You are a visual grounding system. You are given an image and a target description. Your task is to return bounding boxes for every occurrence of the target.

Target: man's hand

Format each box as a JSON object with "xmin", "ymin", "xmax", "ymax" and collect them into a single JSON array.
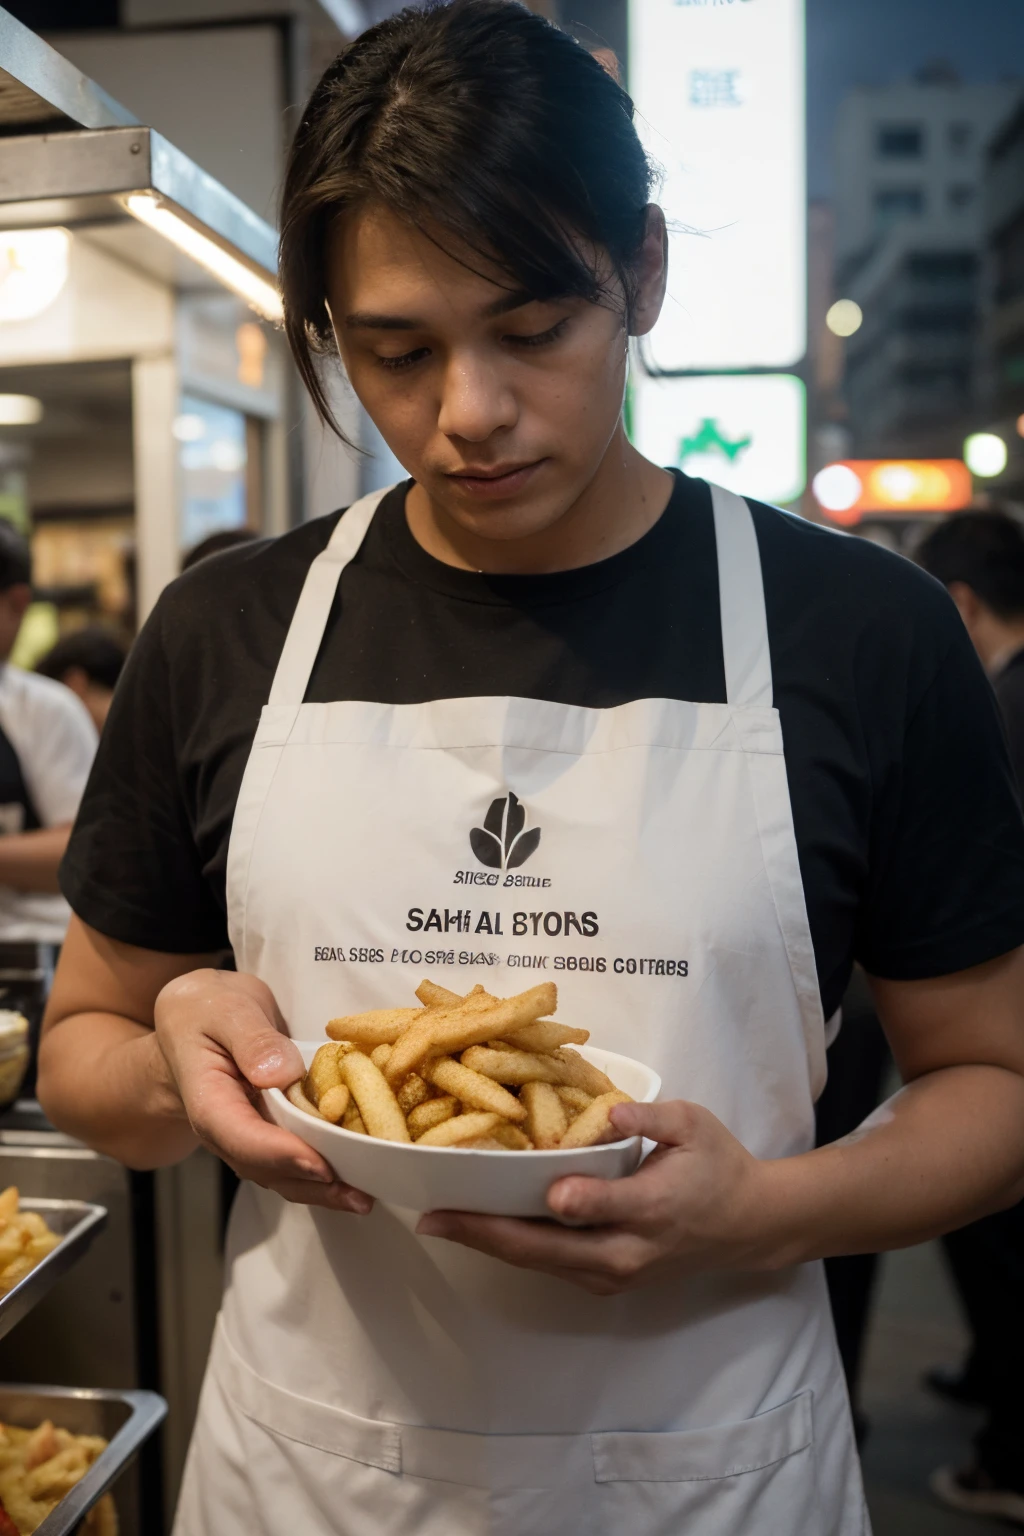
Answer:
[
  {"xmin": 155, "ymin": 969, "xmax": 372, "ymax": 1215},
  {"xmin": 416, "ymin": 1100, "xmax": 770, "ymax": 1294}
]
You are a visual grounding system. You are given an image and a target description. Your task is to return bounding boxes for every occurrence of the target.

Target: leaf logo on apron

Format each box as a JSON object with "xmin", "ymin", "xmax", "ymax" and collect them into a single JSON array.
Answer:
[{"xmin": 470, "ymin": 792, "xmax": 542, "ymax": 871}]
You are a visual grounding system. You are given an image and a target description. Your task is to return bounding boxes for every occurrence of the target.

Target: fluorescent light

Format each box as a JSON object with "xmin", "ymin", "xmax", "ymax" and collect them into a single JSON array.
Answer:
[
  {"xmin": 125, "ymin": 194, "xmax": 283, "ymax": 323},
  {"xmin": 0, "ymin": 394, "xmax": 42, "ymax": 426},
  {"xmin": 964, "ymin": 432, "xmax": 1008, "ymax": 479},
  {"xmin": 826, "ymin": 299, "xmax": 863, "ymax": 338},
  {"xmin": 0, "ymin": 229, "xmax": 69, "ymax": 323}
]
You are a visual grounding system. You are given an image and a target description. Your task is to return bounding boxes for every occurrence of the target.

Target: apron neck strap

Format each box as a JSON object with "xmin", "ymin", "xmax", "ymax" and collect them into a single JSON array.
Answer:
[
  {"xmin": 709, "ymin": 483, "xmax": 773, "ymax": 710},
  {"xmin": 268, "ymin": 485, "xmax": 395, "ymax": 707},
  {"xmin": 269, "ymin": 479, "xmax": 773, "ymax": 711}
]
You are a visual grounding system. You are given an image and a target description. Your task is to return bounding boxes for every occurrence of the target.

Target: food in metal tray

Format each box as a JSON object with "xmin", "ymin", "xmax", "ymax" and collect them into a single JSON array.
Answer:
[
  {"xmin": 287, "ymin": 981, "xmax": 633, "ymax": 1150},
  {"xmin": 0, "ymin": 1189, "xmax": 60, "ymax": 1295},
  {"xmin": 0, "ymin": 1015, "xmax": 29, "ymax": 1110},
  {"xmin": 0, "ymin": 1417, "xmax": 117, "ymax": 1534}
]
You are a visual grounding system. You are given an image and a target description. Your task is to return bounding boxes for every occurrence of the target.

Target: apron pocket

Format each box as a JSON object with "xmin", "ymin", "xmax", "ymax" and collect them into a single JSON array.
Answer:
[{"xmin": 592, "ymin": 1391, "xmax": 821, "ymax": 1536}]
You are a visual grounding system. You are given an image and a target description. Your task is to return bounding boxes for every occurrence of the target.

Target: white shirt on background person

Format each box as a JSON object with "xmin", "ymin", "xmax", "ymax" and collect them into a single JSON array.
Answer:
[{"xmin": 0, "ymin": 665, "xmax": 97, "ymax": 943}]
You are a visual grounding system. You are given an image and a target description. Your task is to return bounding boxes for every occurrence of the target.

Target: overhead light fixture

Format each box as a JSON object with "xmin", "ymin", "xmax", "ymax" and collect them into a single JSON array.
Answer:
[
  {"xmin": 0, "ymin": 229, "xmax": 70, "ymax": 324},
  {"xmin": 124, "ymin": 194, "xmax": 283, "ymax": 324},
  {"xmin": 825, "ymin": 299, "xmax": 863, "ymax": 338},
  {"xmin": 0, "ymin": 395, "xmax": 43, "ymax": 426},
  {"xmin": 964, "ymin": 432, "xmax": 1008, "ymax": 479}
]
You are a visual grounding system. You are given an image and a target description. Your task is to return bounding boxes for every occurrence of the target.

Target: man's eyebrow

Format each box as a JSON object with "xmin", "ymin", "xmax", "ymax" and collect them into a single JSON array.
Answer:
[
  {"xmin": 480, "ymin": 288, "xmax": 539, "ymax": 318},
  {"xmin": 343, "ymin": 290, "xmax": 546, "ymax": 330},
  {"xmin": 343, "ymin": 312, "xmax": 418, "ymax": 330}
]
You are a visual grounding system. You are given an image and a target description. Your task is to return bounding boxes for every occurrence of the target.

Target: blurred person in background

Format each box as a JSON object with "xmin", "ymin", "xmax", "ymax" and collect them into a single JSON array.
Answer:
[
  {"xmin": 36, "ymin": 628, "xmax": 128, "ymax": 737},
  {"xmin": 0, "ymin": 520, "xmax": 97, "ymax": 945},
  {"xmin": 181, "ymin": 528, "xmax": 259, "ymax": 573},
  {"xmin": 917, "ymin": 508, "xmax": 1024, "ymax": 1526}
]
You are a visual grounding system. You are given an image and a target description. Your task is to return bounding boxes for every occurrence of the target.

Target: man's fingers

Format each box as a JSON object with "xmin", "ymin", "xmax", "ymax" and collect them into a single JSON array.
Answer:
[
  {"xmin": 608, "ymin": 1098, "xmax": 697, "ymax": 1146},
  {"xmin": 416, "ymin": 1210, "xmax": 652, "ymax": 1279},
  {"xmin": 257, "ymin": 1177, "xmax": 373, "ymax": 1214},
  {"xmin": 189, "ymin": 1063, "xmax": 334, "ymax": 1184},
  {"xmin": 221, "ymin": 1022, "xmax": 306, "ymax": 1089}
]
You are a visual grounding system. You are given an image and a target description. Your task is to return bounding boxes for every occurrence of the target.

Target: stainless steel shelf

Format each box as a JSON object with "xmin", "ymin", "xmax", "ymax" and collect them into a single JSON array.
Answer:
[{"xmin": 0, "ymin": 1199, "xmax": 107, "ymax": 1344}]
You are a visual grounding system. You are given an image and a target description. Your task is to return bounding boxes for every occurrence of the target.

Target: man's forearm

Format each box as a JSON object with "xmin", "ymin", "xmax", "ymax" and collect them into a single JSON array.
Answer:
[
  {"xmin": 755, "ymin": 1064, "xmax": 1024, "ymax": 1269},
  {"xmin": 0, "ymin": 824, "xmax": 71, "ymax": 893},
  {"xmin": 37, "ymin": 1014, "xmax": 199, "ymax": 1168}
]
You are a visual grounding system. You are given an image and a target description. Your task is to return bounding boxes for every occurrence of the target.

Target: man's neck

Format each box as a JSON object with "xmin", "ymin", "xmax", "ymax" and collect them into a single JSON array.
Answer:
[
  {"xmin": 405, "ymin": 434, "xmax": 674, "ymax": 575},
  {"xmin": 985, "ymin": 621, "xmax": 1024, "ymax": 677}
]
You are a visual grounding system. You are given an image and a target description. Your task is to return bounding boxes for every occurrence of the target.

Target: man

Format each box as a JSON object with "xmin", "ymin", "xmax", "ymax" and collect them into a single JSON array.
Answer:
[
  {"xmin": 917, "ymin": 508, "xmax": 1024, "ymax": 1526},
  {"xmin": 36, "ymin": 628, "xmax": 128, "ymax": 737},
  {"xmin": 0, "ymin": 521, "xmax": 97, "ymax": 944}
]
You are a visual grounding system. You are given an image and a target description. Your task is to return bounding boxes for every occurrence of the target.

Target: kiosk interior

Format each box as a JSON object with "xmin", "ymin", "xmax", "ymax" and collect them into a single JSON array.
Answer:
[{"xmin": 0, "ymin": 14, "xmax": 290, "ymax": 1533}]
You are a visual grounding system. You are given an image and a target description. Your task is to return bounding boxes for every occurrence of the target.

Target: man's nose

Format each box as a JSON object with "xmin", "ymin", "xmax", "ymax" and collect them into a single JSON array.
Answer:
[{"xmin": 437, "ymin": 352, "xmax": 517, "ymax": 443}]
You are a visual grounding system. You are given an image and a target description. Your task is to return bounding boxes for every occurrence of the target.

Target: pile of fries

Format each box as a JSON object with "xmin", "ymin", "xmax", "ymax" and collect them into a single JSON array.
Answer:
[
  {"xmin": 0, "ymin": 1189, "xmax": 60, "ymax": 1296},
  {"xmin": 0, "ymin": 1418, "xmax": 116, "ymax": 1535},
  {"xmin": 287, "ymin": 981, "xmax": 633, "ymax": 1150}
]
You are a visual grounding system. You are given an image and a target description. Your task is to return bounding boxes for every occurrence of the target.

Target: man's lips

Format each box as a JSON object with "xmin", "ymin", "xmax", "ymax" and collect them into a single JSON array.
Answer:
[
  {"xmin": 447, "ymin": 462, "xmax": 540, "ymax": 481},
  {"xmin": 443, "ymin": 460, "xmax": 545, "ymax": 497}
]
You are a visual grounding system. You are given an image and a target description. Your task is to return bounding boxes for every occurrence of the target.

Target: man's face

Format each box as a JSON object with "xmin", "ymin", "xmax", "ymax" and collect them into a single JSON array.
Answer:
[{"xmin": 327, "ymin": 203, "xmax": 663, "ymax": 547}]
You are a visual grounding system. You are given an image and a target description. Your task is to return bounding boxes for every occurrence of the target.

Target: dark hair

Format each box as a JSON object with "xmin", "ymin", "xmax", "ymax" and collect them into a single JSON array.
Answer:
[
  {"xmin": 181, "ymin": 527, "xmax": 260, "ymax": 573},
  {"xmin": 916, "ymin": 509, "xmax": 1024, "ymax": 618},
  {"xmin": 35, "ymin": 627, "xmax": 128, "ymax": 692},
  {"xmin": 280, "ymin": 0, "xmax": 653, "ymax": 437},
  {"xmin": 0, "ymin": 519, "xmax": 30, "ymax": 592}
]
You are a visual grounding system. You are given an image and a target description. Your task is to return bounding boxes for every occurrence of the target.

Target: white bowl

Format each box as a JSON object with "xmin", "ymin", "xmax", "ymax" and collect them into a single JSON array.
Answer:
[{"xmin": 264, "ymin": 1044, "xmax": 661, "ymax": 1218}]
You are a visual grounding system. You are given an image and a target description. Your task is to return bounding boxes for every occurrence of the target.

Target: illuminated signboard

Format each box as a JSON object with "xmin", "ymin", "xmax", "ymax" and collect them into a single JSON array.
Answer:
[
  {"xmin": 631, "ymin": 371, "xmax": 806, "ymax": 504},
  {"xmin": 630, "ymin": 0, "xmax": 806, "ymax": 372},
  {"xmin": 812, "ymin": 460, "xmax": 972, "ymax": 523}
]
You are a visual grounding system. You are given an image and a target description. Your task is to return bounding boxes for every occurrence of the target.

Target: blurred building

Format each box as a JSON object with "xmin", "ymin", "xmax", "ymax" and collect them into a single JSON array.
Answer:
[
  {"xmin": 833, "ymin": 66, "xmax": 1019, "ymax": 458},
  {"xmin": 978, "ymin": 97, "xmax": 1024, "ymax": 497}
]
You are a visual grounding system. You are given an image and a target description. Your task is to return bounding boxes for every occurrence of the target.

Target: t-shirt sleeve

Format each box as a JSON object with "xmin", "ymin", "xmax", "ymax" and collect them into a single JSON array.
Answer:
[
  {"xmin": 856, "ymin": 609, "xmax": 1024, "ymax": 979},
  {"xmin": 7, "ymin": 682, "xmax": 97, "ymax": 826},
  {"xmin": 60, "ymin": 598, "xmax": 228, "ymax": 954}
]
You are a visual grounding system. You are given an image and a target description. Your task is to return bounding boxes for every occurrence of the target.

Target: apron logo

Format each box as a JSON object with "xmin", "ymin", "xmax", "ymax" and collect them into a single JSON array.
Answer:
[{"xmin": 470, "ymin": 792, "xmax": 541, "ymax": 871}]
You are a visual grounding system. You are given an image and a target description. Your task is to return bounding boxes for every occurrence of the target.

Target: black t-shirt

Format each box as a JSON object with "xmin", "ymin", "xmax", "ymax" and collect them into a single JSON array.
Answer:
[
  {"xmin": 993, "ymin": 647, "xmax": 1024, "ymax": 792},
  {"xmin": 61, "ymin": 473, "xmax": 1024, "ymax": 1018}
]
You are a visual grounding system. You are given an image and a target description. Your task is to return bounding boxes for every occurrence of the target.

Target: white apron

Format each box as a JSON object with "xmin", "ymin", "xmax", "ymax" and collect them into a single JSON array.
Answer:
[{"xmin": 174, "ymin": 482, "xmax": 869, "ymax": 1536}]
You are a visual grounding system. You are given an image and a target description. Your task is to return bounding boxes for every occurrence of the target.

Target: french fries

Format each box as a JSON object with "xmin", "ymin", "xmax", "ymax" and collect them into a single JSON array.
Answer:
[
  {"xmin": 558, "ymin": 1090, "xmax": 633, "ymax": 1149},
  {"xmin": 326, "ymin": 1008, "xmax": 422, "ymax": 1046},
  {"xmin": 384, "ymin": 984, "xmax": 557, "ymax": 1085},
  {"xmin": 339, "ymin": 1052, "xmax": 410, "ymax": 1143},
  {"xmin": 0, "ymin": 1415, "xmax": 117, "ymax": 1535},
  {"xmin": 287, "ymin": 981, "xmax": 641, "ymax": 1152},
  {"xmin": 0, "ymin": 1189, "xmax": 61, "ymax": 1295},
  {"xmin": 408, "ymin": 1096, "xmax": 458, "ymax": 1138},
  {"xmin": 460, "ymin": 1046, "xmax": 564, "ymax": 1086},
  {"xmin": 423, "ymin": 1058, "xmax": 527, "ymax": 1123},
  {"xmin": 520, "ymin": 1081, "xmax": 567, "ymax": 1149},
  {"xmin": 417, "ymin": 1111, "xmax": 503, "ymax": 1147}
]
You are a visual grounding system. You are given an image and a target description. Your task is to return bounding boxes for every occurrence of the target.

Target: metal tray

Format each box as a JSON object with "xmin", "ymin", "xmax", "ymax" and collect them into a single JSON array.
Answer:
[
  {"xmin": 0, "ymin": 1200, "xmax": 107, "ymax": 1343},
  {"xmin": 0, "ymin": 1384, "xmax": 166, "ymax": 1535}
]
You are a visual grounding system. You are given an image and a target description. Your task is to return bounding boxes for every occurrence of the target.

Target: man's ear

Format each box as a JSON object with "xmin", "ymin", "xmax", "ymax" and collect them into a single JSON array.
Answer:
[{"xmin": 629, "ymin": 205, "xmax": 668, "ymax": 339}]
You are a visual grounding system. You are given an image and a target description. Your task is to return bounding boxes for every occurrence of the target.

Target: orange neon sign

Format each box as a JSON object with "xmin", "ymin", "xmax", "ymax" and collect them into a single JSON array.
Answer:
[{"xmin": 812, "ymin": 459, "xmax": 973, "ymax": 524}]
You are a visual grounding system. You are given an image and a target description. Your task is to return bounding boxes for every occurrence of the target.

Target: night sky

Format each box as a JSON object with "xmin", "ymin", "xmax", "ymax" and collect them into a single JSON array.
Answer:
[{"xmin": 807, "ymin": 0, "xmax": 1024, "ymax": 196}]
